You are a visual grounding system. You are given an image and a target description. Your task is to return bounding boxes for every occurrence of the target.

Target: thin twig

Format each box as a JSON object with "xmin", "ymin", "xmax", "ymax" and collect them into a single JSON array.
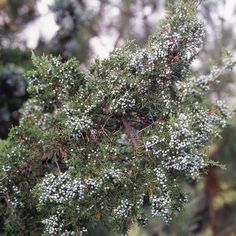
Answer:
[
  {"xmin": 55, "ymin": 158, "xmax": 61, "ymax": 173},
  {"xmin": 121, "ymin": 118, "xmax": 141, "ymax": 148}
]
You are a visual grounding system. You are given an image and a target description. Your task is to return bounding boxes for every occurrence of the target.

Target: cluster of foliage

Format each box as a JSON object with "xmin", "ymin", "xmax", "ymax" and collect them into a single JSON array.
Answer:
[
  {"xmin": 161, "ymin": 119, "xmax": 236, "ymax": 236},
  {"xmin": 0, "ymin": 1, "xmax": 235, "ymax": 235}
]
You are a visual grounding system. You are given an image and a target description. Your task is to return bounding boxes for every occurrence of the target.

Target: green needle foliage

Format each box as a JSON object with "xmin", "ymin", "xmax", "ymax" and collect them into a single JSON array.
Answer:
[{"xmin": 0, "ymin": 1, "xmax": 235, "ymax": 235}]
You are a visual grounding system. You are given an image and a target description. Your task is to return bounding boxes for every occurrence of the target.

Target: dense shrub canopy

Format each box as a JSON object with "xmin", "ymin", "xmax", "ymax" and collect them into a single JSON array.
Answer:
[{"xmin": 0, "ymin": 1, "xmax": 235, "ymax": 235}]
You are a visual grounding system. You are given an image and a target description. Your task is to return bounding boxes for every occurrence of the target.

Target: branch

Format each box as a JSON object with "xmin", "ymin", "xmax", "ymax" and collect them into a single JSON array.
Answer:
[{"xmin": 121, "ymin": 118, "xmax": 141, "ymax": 149}]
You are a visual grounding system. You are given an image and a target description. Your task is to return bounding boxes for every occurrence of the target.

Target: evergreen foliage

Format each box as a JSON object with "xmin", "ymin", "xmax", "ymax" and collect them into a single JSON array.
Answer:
[{"xmin": 0, "ymin": 1, "xmax": 235, "ymax": 235}]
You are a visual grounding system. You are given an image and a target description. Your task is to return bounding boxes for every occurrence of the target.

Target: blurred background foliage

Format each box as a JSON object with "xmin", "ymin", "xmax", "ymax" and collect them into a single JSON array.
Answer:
[{"xmin": 0, "ymin": 0, "xmax": 236, "ymax": 235}]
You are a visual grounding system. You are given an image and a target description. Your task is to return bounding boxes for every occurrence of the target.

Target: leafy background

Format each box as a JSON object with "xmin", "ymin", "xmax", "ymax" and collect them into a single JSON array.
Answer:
[{"xmin": 1, "ymin": 0, "xmax": 236, "ymax": 235}]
